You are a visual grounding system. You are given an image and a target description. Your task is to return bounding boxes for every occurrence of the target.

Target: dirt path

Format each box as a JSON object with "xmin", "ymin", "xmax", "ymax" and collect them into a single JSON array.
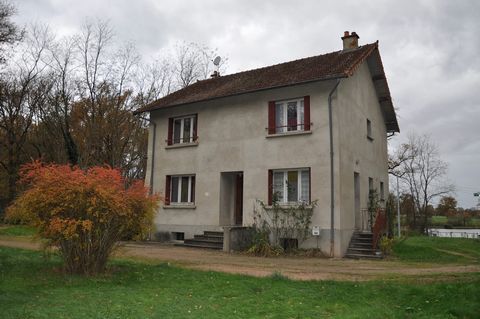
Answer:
[{"xmin": 1, "ymin": 237, "xmax": 479, "ymax": 281}]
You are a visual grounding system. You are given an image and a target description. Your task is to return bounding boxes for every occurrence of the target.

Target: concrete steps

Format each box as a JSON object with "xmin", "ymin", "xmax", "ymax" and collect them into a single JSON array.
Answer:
[
  {"xmin": 175, "ymin": 231, "xmax": 224, "ymax": 250},
  {"xmin": 345, "ymin": 231, "xmax": 383, "ymax": 259}
]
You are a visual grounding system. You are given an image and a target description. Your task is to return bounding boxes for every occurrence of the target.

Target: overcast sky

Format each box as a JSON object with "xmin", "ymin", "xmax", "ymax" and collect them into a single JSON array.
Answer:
[{"xmin": 12, "ymin": 0, "xmax": 480, "ymax": 208}]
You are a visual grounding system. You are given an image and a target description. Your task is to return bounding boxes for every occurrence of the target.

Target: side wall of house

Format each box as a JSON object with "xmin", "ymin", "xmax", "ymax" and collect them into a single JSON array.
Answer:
[
  {"xmin": 335, "ymin": 62, "xmax": 390, "ymax": 255},
  {"xmin": 146, "ymin": 80, "xmax": 343, "ymax": 253}
]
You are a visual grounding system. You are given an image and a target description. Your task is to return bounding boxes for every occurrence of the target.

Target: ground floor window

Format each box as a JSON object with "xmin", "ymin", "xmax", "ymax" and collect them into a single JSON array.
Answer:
[
  {"xmin": 270, "ymin": 168, "xmax": 310, "ymax": 204},
  {"xmin": 166, "ymin": 175, "xmax": 195, "ymax": 204}
]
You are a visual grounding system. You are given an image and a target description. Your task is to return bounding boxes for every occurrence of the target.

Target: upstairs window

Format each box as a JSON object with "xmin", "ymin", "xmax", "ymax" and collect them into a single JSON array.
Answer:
[
  {"xmin": 268, "ymin": 96, "xmax": 310, "ymax": 134},
  {"xmin": 268, "ymin": 168, "xmax": 310, "ymax": 204},
  {"xmin": 167, "ymin": 115, "xmax": 197, "ymax": 145},
  {"xmin": 165, "ymin": 175, "xmax": 195, "ymax": 205}
]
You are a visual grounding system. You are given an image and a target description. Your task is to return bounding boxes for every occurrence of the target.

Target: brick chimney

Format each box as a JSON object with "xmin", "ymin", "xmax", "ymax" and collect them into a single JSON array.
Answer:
[{"xmin": 341, "ymin": 31, "xmax": 359, "ymax": 50}]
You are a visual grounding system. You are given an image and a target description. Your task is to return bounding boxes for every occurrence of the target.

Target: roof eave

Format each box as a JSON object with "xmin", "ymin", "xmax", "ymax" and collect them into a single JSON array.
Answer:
[{"xmin": 133, "ymin": 73, "xmax": 349, "ymax": 115}]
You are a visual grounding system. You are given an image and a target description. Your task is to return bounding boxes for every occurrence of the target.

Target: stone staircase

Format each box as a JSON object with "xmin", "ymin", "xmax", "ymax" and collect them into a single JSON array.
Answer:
[
  {"xmin": 176, "ymin": 231, "xmax": 224, "ymax": 250},
  {"xmin": 345, "ymin": 231, "xmax": 383, "ymax": 259}
]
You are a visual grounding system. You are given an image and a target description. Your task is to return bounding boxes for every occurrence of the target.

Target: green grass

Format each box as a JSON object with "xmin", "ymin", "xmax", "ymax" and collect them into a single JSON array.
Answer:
[
  {"xmin": 0, "ymin": 224, "xmax": 36, "ymax": 237},
  {"xmin": 393, "ymin": 236, "xmax": 480, "ymax": 264},
  {"xmin": 0, "ymin": 247, "xmax": 479, "ymax": 318}
]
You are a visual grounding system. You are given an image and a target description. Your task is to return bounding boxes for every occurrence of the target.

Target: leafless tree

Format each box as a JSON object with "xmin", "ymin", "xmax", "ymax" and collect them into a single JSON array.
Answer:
[
  {"xmin": 0, "ymin": 25, "xmax": 50, "ymax": 203},
  {"xmin": 397, "ymin": 133, "xmax": 454, "ymax": 232},
  {"xmin": 0, "ymin": 1, "xmax": 24, "ymax": 63},
  {"xmin": 173, "ymin": 42, "xmax": 226, "ymax": 88}
]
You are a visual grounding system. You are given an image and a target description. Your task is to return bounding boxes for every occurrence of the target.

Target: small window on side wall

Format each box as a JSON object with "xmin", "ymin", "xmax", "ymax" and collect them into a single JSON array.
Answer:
[
  {"xmin": 167, "ymin": 115, "xmax": 197, "ymax": 145},
  {"xmin": 366, "ymin": 119, "xmax": 373, "ymax": 141},
  {"xmin": 268, "ymin": 96, "xmax": 310, "ymax": 134}
]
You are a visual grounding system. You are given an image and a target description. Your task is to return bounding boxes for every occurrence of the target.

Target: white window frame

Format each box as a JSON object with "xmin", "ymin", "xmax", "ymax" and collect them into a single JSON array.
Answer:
[
  {"xmin": 170, "ymin": 175, "xmax": 195, "ymax": 204},
  {"xmin": 272, "ymin": 168, "xmax": 310, "ymax": 204},
  {"xmin": 275, "ymin": 98, "xmax": 305, "ymax": 133},
  {"xmin": 173, "ymin": 115, "xmax": 196, "ymax": 144}
]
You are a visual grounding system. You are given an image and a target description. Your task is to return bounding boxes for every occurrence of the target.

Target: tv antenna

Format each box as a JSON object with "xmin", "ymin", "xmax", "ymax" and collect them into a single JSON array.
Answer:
[{"xmin": 213, "ymin": 56, "xmax": 221, "ymax": 67}]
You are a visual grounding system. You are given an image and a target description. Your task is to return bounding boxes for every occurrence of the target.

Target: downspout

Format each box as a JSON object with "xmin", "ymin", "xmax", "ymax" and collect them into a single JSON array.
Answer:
[
  {"xmin": 328, "ymin": 79, "xmax": 341, "ymax": 257},
  {"xmin": 138, "ymin": 115, "xmax": 156, "ymax": 196},
  {"xmin": 138, "ymin": 114, "xmax": 156, "ymax": 241}
]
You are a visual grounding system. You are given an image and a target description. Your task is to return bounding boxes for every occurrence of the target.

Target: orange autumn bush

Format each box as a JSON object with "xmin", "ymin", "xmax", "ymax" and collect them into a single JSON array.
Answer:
[{"xmin": 6, "ymin": 161, "xmax": 159, "ymax": 275}]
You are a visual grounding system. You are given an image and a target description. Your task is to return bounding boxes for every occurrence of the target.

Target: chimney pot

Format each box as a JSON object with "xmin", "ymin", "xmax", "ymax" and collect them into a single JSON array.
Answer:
[{"xmin": 341, "ymin": 31, "xmax": 360, "ymax": 50}]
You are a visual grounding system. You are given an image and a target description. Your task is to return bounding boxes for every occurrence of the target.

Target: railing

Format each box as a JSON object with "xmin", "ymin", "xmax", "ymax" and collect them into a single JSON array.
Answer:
[
  {"xmin": 372, "ymin": 208, "xmax": 387, "ymax": 249},
  {"xmin": 166, "ymin": 135, "xmax": 198, "ymax": 145},
  {"xmin": 359, "ymin": 208, "xmax": 370, "ymax": 231}
]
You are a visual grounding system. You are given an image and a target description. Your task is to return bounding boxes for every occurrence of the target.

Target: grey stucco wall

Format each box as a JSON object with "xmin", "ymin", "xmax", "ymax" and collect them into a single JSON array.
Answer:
[
  {"xmin": 145, "ymin": 61, "xmax": 391, "ymax": 256},
  {"xmin": 335, "ymin": 62, "xmax": 390, "ymax": 256}
]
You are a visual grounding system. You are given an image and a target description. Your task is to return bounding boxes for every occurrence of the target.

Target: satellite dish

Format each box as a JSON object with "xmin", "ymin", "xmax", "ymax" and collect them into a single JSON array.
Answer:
[{"xmin": 213, "ymin": 56, "xmax": 221, "ymax": 66}]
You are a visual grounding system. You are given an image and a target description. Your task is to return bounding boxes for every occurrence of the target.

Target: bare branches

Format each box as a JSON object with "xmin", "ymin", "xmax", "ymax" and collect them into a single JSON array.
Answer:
[
  {"xmin": 393, "ymin": 133, "xmax": 455, "ymax": 232},
  {"xmin": 0, "ymin": 1, "xmax": 24, "ymax": 63}
]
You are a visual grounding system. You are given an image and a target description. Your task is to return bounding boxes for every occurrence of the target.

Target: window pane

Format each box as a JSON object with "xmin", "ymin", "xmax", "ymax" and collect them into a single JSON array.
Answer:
[
  {"xmin": 275, "ymin": 103, "xmax": 285, "ymax": 133},
  {"xmin": 287, "ymin": 171, "xmax": 298, "ymax": 202},
  {"xmin": 273, "ymin": 172, "xmax": 285, "ymax": 202},
  {"xmin": 181, "ymin": 176, "xmax": 189, "ymax": 202},
  {"xmin": 300, "ymin": 170, "xmax": 309, "ymax": 203},
  {"xmin": 299, "ymin": 100, "xmax": 304, "ymax": 131},
  {"xmin": 183, "ymin": 118, "xmax": 191, "ymax": 143},
  {"xmin": 287, "ymin": 102, "xmax": 297, "ymax": 131},
  {"xmin": 171, "ymin": 177, "xmax": 179, "ymax": 202},
  {"xmin": 173, "ymin": 119, "xmax": 182, "ymax": 144}
]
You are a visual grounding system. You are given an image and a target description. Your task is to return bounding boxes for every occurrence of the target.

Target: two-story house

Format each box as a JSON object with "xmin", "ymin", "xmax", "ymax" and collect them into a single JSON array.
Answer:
[{"xmin": 134, "ymin": 31, "xmax": 399, "ymax": 257}]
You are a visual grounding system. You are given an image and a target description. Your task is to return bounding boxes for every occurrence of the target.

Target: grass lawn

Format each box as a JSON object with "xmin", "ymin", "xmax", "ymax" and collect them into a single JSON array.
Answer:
[
  {"xmin": 0, "ymin": 224, "xmax": 36, "ymax": 237},
  {"xmin": 393, "ymin": 236, "xmax": 480, "ymax": 264},
  {"xmin": 0, "ymin": 247, "xmax": 479, "ymax": 319}
]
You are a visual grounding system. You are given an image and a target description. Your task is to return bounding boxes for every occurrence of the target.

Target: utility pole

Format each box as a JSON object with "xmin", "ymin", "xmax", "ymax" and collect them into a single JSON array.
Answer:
[{"xmin": 397, "ymin": 175, "xmax": 401, "ymax": 237}]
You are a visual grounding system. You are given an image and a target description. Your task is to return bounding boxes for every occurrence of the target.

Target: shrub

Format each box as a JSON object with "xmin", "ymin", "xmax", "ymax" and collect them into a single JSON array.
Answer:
[
  {"xmin": 379, "ymin": 236, "xmax": 395, "ymax": 255},
  {"xmin": 6, "ymin": 162, "xmax": 158, "ymax": 275},
  {"xmin": 247, "ymin": 229, "xmax": 283, "ymax": 257},
  {"xmin": 248, "ymin": 196, "xmax": 317, "ymax": 253}
]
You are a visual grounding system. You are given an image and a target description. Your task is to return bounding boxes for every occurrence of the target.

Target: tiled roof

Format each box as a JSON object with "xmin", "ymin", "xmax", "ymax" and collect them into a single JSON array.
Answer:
[{"xmin": 135, "ymin": 42, "xmax": 399, "ymax": 132}]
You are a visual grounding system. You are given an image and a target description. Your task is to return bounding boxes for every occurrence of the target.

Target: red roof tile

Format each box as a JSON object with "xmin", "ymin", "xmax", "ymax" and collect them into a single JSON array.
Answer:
[
  {"xmin": 135, "ymin": 43, "xmax": 376, "ymax": 111},
  {"xmin": 135, "ymin": 42, "xmax": 399, "ymax": 132}
]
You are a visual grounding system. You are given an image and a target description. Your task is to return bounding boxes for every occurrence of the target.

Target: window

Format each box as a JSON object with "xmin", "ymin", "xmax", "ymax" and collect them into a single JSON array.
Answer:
[
  {"xmin": 367, "ymin": 119, "xmax": 373, "ymax": 140},
  {"xmin": 268, "ymin": 96, "xmax": 310, "ymax": 134},
  {"xmin": 368, "ymin": 177, "xmax": 373, "ymax": 193},
  {"xmin": 270, "ymin": 168, "xmax": 310, "ymax": 204},
  {"xmin": 165, "ymin": 175, "xmax": 195, "ymax": 205},
  {"xmin": 380, "ymin": 182, "xmax": 384, "ymax": 201},
  {"xmin": 168, "ymin": 115, "xmax": 197, "ymax": 145}
]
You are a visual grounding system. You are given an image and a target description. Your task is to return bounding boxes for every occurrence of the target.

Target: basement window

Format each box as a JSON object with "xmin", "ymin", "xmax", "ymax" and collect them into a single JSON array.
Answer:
[{"xmin": 173, "ymin": 232, "xmax": 185, "ymax": 241}]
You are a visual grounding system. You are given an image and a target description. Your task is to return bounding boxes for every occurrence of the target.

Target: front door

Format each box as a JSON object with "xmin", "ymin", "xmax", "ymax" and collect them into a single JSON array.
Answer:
[{"xmin": 234, "ymin": 173, "xmax": 243, "ymax": 225}]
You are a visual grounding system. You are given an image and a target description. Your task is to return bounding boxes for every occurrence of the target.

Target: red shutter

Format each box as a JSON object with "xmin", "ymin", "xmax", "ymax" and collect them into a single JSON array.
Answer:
[
  {"xmin": 268, "ymin": 170, "xmax": 273, "ymax": 205},
  {"xmin": 191, "ymin": 176, "xmax": 195, "ymax": 203},
  {"xmin": 165, "ymin": 175, "xmax": 171, "ymax": 205},
  {"xmin": 268, "ymin": 101, "xmax": 276, "ymax": 134},
  {"xmin": 304, "ymin": 96, "xmax": 310, "ymax": 131},
  {"xmin": 167, "ymin": 118, "xmax": 173, "ymax": 145},
  {"xmin": 193, "ymin": 114, "xmax": 198, "ymax": 142}
]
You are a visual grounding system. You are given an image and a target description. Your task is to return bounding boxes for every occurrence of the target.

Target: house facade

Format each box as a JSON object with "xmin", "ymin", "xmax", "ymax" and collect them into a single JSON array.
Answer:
[{"xmin": 135, "ymin": 32, "xmax": 399, "ymax": 257}]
